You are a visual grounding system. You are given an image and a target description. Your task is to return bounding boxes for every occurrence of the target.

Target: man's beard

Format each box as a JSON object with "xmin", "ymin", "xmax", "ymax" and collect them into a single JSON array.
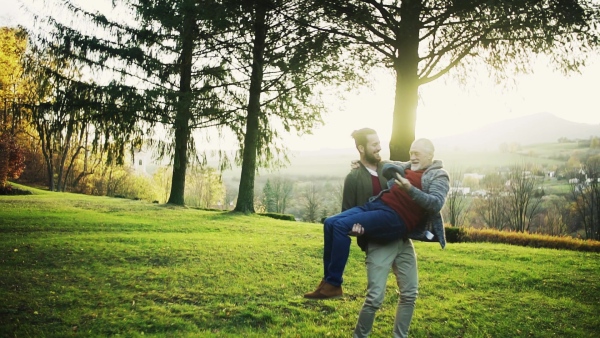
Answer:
[{"xmin": 365, "ymin": 152, "xmax": 380, "ymax": 165}]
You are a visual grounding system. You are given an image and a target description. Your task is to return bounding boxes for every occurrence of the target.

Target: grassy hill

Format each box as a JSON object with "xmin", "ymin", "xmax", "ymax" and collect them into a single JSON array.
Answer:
[{"xmin": 1, "ymin": 184, "xmax": 599, "ymax": 337}]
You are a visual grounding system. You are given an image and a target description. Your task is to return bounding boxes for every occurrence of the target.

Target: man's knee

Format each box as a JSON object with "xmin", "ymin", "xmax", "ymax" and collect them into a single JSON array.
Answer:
[
  {"xmin": 399, "ymin": 286, "xmax": 418, "ymax": 305},
  {"xmin": 363, "ymin": 286, "xmax": 386, "ymax": 309}
]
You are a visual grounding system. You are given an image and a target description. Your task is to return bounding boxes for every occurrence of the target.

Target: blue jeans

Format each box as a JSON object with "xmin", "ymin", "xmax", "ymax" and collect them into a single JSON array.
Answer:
[{"xmin": 323, "ymin": 199, "xmax": 406, "ymax": 286}]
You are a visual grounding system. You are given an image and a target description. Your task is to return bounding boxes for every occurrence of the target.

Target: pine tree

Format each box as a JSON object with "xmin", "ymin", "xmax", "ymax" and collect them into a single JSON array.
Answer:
[{"xmin": 31, "ymin": 0, "xmax": 235, "ymax": 204}]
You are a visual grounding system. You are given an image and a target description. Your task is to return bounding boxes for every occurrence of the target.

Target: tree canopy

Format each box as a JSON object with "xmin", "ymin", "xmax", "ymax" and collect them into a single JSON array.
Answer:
[
  {"xmin": 316, "ymin": 0, "xmax": 600, "ymax": 160},
  {"xmin": 32, "ymin": 0, "xmax": 236, "ymax": 204}
]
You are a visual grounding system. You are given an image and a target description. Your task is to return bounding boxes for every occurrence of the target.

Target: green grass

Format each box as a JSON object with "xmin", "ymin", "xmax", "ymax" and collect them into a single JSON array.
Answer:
[{"xmin": 1, "ymin": 184, "xmax": 599, "ymax": 337}]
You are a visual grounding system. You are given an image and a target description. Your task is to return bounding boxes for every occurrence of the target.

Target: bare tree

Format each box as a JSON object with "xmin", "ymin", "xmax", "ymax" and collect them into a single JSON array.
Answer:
[
  {"xmin": 185, "ymin": 166, "xmax": 225, "ymax": 209},
  {"xmin": 539, "ymin": 196, "xmax": 568, "ymax": 236},
  {"xmin": 443, "ymin": 170, "xmax": 469, "ymax": 227},
  {"xmin": 270, "ymin": 176, "xmax": 295, "ymax": 214},
  {"xmin": 569, "ymin": 155, "xmax": 600, "ymax": 240},
  {"xmin": 301, "ymin": 182, "xmax": 322, "ymax": 223},
  {"xmin": 505, "ymin": 165, "xmax": 544, "ymax": 233},
  {"xmin": 475, "ymin": 173, "xmax": 508, "ymax": 230}
]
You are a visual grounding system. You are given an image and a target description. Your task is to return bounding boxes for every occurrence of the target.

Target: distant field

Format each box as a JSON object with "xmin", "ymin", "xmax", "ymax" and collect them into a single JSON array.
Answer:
[
  {"xmin": 221, "ymin": 142, "xmax": 577, "ymax": 182},
  {"xmin": 1, "ymin": 184, "xmax": 599, "ymax": 337}
]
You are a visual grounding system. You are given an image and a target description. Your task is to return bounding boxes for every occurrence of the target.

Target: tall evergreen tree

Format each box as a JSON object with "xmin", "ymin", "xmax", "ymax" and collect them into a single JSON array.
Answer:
[
  {"xmin": 222, "ymin": 0, "xmax": 358, "ymax": 213},
  {"xmin": 31, "ymin": 0, "xmax": 235, "ymax": 204}
]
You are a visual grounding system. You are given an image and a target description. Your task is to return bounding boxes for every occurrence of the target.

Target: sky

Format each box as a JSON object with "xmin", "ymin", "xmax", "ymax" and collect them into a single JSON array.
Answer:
[{"xmin": 3, "ymin": 0, "xmax": 599, "ymax": 152}]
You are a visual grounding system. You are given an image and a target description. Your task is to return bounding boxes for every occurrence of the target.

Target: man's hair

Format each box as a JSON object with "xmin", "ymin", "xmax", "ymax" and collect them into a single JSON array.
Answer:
[
  {"xmin": 351, "ymin": 128, "xmax": 377, "ymax": 148},
  {"xmin": 412, "ymin": 138, "xmax": 435, "ymax": 154}
]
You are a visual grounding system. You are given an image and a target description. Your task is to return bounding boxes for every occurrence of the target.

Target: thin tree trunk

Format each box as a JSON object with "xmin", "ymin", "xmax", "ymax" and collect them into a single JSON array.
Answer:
[
  {"xmin": 234, "ymin": 1, "xmax": 267, "ymax": 213},
  {"xmin": 38, "ymin": 119, "xmax": 55, "ymax": 191},
  {"xmin": 0, "ymin": 136, "xmax": 9, "ymax": 188},
  {"xmin": 167, "ymin": 3, "xmax": 195, "ymax": 205},
  {"xmin": 57, "ymin": 117, "xmax": 75, "ymax": 191}
]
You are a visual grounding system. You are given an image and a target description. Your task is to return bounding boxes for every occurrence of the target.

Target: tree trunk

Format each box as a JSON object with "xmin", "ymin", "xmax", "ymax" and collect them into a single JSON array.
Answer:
[
  {"xmin": 0, "ymin": 136, "xmax": 9, "ymax": 188},
  {"xmin": 38, "ymin": 119, "xmax": 55, "ymax": 191},
  {"xmin": 389, "ymin": 0, "xmax": 422, "ymax": 161},
  {"xmin": 57, "ymin": 118, "xmax": 75, "ymax": 191},
  {"xmin": 167, "ymin": 4, "xmax": 195, "ymax": 205},
  {"xmin": 234, "ymin": 1, "xmax": 268, "ymax": 213}
]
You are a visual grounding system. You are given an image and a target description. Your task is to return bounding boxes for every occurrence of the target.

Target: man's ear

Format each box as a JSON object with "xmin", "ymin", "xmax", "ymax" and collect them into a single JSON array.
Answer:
[{"xmin": 357, "ymin": 145, "xmax": 365, "ymax": 154}]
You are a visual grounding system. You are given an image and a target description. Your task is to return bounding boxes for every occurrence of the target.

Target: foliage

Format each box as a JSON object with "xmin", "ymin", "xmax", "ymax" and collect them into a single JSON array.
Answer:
[
  {"xmin": 0, "ymin": 26, "xmax": 30, "ymax": 136},
  {"xmin": 316, "ymin": 0, "xmax": 600, "ymax": 159},
  {"xmin": 183, "ymin": 166, "xmax": 226, "ymax": 209},
  {"xmin": 23, "ymin": 45, "xmax": 96, "ymax": 192},
  {"xmin": 230, "ymin": 0, "xmax": 359, "ymax": 213},
  {"xmin": 0, "ymin": 186, "xmax": 599, "ymax": 337},
  {"xmin": 30, "ymin": 0, "xmax": 236, "ymax": 205},
  {"xmin": 446, "ymin": 226, "xmax": 600, "ymax": 252},
  {"xmin": 262, "ymin": 177, "xmax": 295, "ymax": 213},
  {"xmin": 0, "ymin": 132, "xmax": 26, "ymax": 187}
]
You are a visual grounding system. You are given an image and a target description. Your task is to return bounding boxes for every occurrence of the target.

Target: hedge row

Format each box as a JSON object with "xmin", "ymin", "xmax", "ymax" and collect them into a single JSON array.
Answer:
[
  {"xmin": 259, "ymin": 212, "xmax": 296, "ymax": 221},
  {"xmin": 445, "ymin": 226, "xmax": 600, "ymax": 252}
]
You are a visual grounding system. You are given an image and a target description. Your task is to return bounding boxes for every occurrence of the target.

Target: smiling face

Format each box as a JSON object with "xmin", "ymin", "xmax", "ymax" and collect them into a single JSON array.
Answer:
[
  {"xmin": 409, "ymin": 139, "xmax": 434, "ymax": 171},
  {"xmin": 360, "ymin": 133, "xmax": 382, "ymax": 166}
]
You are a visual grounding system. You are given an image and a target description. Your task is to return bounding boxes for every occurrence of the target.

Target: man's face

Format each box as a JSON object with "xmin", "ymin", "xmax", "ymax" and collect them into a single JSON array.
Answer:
[
  {"xmin": 409, "ymin": 141, "xmax": 433, "ymax": 171},
  {"xmin": 361, "ymin": 134, "xmax": 382, "ymax": 165}
]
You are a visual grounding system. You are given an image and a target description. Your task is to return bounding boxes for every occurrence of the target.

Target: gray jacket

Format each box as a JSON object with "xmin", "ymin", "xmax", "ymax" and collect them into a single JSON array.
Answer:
[{"xmin": 373, "ymin": 160, "xmax": 450, "ymax": 248}]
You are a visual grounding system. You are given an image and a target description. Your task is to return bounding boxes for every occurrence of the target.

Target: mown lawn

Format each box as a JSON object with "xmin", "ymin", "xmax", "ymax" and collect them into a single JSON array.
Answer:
[{"xmin": 1, "ymin": 184, "xmax": 599, "ymax": 337}]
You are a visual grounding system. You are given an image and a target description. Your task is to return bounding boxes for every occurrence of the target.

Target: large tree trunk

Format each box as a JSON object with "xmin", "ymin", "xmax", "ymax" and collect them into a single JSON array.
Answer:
[
  {"xmin": 234, "ymin": 1, "xmax": 267, "ymax": 213},
  {"xmin": 167, "ymin": 5, "xmax": 195, "ymax": 205},
  {"xmin": 389, "ymin": 0, "xmax": 422, "ymax": 161}
]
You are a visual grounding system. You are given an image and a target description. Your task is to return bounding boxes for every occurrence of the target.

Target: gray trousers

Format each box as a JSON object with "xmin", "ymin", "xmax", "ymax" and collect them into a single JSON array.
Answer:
[{"xmin": 353, "ymin": 238, "xmax": 418, "ymax": 338}]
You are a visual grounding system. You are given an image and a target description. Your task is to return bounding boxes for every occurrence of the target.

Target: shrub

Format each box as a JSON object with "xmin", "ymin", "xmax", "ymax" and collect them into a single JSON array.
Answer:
[
  {"xmin": 445, "ymin": 226, "xmax": 600, "ymax": 252},
  {"xmin": 260, "ymin": 212, "xmax": 296, "ymax": 222},
  {"xmin": 444, "ymin": 226, "xmax": 464, "ymax": 243},
  {"xmin": 0, "ymin": 184, "xmax": 32, "ymax": 195}
]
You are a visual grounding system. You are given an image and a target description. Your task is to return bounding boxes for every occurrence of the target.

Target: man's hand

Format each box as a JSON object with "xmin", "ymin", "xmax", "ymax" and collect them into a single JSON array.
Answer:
[
  {"xmin": 350, "ymin": 160, "xmax": 360, "ymax": 169},
  {"xmin": 395, "ymin": 172, "xmax": 412, "ymax": 191},
  {"xmin": 348, "ymin": 223, "xmax": 364, "ymax": 236}
]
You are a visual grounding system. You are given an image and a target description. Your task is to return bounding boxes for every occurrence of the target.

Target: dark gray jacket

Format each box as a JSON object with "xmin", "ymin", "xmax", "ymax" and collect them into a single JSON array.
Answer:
[
  {"xmin": 372, "ymin": 160, "xmax": 450, "ymax": 248},
  {"xmin": 341, "ymin": 162, "xmax": 388, "ymax": 212}
]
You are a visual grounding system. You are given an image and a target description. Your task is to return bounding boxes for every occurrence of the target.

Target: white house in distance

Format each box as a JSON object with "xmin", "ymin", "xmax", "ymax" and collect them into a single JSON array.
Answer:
[
  {"xmin": 131, "ymin": 149, "xmax": 164, "ymax": 176},
  {"xmin": 464, "ymin": 173, "xmax": 486, "ymax": 181}
]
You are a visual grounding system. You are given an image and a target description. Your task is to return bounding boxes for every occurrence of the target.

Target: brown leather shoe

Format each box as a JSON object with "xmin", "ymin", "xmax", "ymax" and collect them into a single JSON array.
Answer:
[
  {"xmin": 304, "ymin": 282, "xmax": 343, "ymax": 299},
  {"xmin": 303, "ymin": 279, "xmax": 325, "ymax": 298}
]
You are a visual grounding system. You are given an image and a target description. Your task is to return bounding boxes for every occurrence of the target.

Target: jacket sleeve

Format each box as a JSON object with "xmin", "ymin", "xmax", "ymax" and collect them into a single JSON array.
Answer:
[
  {"xmin": 342, "ymin": 171, "xmax": 358, "ymax": 212},
  {"xmin": 407, "ymin": 169, "xmax": 450, "ymax": 213}
]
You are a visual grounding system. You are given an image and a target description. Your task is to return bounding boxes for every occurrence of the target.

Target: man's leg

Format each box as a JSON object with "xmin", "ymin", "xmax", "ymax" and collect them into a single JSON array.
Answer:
[
  {"xmin": 305, "ymin": 205, "xmax": 371, "ymax": 299},
  {"xmin": 353, "ymin": 239, "xmax": 401, "ymax": 338},
  {"xmin": 392, "ymin": 239, "xmax": 418, "ymax": 338},
  {"xmin": 323, "ymin": 206, "xmax": 367, "ymax": 283},
  {"xmin": 326, "ymin": 204, "xmax": 401, "ymax": 286}
]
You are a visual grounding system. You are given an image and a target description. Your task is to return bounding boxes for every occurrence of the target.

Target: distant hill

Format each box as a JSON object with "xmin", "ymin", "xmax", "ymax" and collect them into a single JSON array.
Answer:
[{"xmin": 433, "ymin": 112, "xmax": 600, "ymax": 151}]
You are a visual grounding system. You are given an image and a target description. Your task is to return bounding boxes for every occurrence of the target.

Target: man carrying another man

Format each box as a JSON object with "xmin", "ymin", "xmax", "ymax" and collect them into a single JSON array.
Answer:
[{"xmin": 304, "ymin": 128, "xmax": 449, "ymax": 338}]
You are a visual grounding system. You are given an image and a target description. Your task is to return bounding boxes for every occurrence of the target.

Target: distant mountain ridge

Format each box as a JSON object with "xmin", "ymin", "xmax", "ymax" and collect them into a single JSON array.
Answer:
[{"xmin": 433, "ymin": 112, "xmax": 600, "ymax": 151}]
